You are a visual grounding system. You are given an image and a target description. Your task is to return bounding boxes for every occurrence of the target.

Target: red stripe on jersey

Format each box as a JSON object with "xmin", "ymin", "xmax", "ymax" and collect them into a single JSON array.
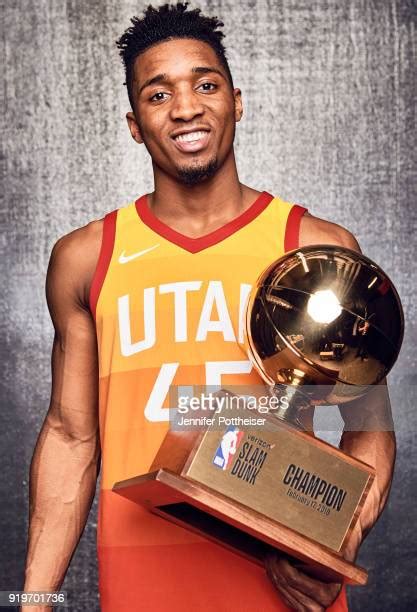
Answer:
[
  {"xmin": 135, "ymin": 191, "xmax": 275, "ymax": 253},
  {"xmin": 89, "ymin": 209, "xmax": 118, "ymax": 319},
  {"xmin": 284, "ymin": 204, "xmax": 308, "ymax": 251}
]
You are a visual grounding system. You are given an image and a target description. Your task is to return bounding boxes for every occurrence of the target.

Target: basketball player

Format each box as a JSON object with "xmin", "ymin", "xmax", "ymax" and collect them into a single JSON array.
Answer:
[{"xmin": 23, "ymin": 4, "xmax": 395, "ymax": 611}]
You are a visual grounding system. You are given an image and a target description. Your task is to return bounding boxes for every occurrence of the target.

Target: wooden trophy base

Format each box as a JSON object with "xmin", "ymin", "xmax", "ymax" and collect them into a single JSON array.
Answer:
[
  {"xmin": 113, "ymin": 414, "xmax": 373, "ymax": 586},
  {"xmin": 114, "ymin": 467, "xmax": 368, "ymax": 585}
]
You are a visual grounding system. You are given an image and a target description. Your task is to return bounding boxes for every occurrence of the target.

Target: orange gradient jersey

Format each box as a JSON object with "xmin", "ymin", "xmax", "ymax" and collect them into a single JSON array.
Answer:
[{"xmin": 90, "ymin": 191, "xmax": 348, "ymax": 611}]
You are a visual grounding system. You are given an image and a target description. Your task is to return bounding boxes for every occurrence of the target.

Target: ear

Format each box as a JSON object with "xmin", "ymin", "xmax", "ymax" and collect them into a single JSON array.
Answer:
[
  {"xmin": 126, "ymin": 111, "xmax": 144, "ymax": 144},
  {"xmin": 233, "ymin": 88, "xmax": 243, "ymax": 122}
]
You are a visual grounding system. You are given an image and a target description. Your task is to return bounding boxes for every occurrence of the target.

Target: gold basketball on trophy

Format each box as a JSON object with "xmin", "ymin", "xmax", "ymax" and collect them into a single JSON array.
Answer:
[{"xmin": 245, "ymin": 244, "xmax": 404, "ymax": 425}]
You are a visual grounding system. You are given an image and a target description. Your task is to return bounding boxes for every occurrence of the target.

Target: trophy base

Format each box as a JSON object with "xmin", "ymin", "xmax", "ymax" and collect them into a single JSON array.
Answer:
[{"xmin": 113, "ymin": 468, "xmax": 368, "ymax": 586}]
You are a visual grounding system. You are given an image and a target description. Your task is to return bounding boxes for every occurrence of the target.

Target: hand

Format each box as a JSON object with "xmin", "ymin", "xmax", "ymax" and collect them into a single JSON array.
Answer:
[{"xmin": 265, "ymin": 555, "xmax": 342, "ymax": 611}]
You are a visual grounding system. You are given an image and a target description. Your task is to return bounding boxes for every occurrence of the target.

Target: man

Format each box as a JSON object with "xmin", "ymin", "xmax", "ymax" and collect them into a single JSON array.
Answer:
[{"xmin": 23, "ymin": 3, "xmax": 395, "ymax": 611}]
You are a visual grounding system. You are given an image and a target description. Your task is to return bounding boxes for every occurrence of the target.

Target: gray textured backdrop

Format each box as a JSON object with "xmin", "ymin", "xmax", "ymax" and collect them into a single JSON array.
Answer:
[{"xmin": 2, "ymin": 1, "xmax": 417, "ymax": 610}]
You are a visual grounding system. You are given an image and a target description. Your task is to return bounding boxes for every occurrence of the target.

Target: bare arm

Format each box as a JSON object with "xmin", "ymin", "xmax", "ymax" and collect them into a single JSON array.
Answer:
[
  {"xmin": 23, "ymin": 222, "xmax": 103, "ymax": 608},
  {"xmin": 339, "ymin": 379, "xmax": 395, "ymax": 562},
  {"xmin": 266, "ymin": 213, "xmax": 397, "ymax": 610}
]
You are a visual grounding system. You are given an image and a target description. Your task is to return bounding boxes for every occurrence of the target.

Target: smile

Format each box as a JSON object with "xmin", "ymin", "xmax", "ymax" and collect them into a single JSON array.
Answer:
[{"xmin": 172, "ymin": 130, "xmax": 211, "ymax": 153}]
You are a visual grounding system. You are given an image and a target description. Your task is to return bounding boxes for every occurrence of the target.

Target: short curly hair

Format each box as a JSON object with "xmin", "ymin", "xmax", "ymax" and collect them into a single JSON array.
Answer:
[{"xmin": 116, "ymin": 2, "xmax": 234, "ymax": 109}]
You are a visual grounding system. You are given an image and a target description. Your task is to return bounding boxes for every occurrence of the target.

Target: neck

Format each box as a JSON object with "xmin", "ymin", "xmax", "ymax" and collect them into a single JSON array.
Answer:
[{"xmin": 147, "ymin": 150, "xmax": 259, "ymax": 237}]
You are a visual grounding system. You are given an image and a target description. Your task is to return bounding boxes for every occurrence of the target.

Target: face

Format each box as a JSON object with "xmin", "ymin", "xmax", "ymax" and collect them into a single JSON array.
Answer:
[{"xmin": 126, "ymin": 38, "xmax": 243, "ymax": 185}]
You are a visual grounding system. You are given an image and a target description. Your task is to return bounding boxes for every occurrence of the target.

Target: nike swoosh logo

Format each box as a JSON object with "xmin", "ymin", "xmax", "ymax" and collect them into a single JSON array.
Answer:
[{"xmin": 118, "ymin": 244, "xmax": 160, "ymax": 264}]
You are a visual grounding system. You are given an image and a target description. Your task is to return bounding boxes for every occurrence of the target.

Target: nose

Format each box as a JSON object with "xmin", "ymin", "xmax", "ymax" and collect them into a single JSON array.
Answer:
[{"xmin": 170, "ymin": 85, "xmax": 204, "ymax": 122}]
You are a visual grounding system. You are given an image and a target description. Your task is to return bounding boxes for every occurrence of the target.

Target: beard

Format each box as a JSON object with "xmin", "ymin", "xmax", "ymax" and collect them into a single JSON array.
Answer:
[{"xmin": 176, "ymin": 156, "xmax": 219, "ymax": 186}]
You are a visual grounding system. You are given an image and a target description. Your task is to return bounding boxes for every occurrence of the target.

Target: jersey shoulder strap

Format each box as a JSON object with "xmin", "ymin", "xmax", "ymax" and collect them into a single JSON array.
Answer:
[
  {"xmin": 89, "ymin": 208, "xmax": 118, "ymax": 319},
  {"xmin": 284, "ymin": 203, "xmax": 308, "ymax": 251}
]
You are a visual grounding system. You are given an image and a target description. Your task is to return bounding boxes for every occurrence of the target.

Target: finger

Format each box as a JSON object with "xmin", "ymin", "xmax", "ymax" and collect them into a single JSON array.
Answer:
[
  {"xmin": 270, "ymin": 558, "xmax": 342, "ymax": 607},
  {"xmin": 276, "ymin": 588, "xmax": 305, "ymax": 611},
  {"xmin": 266, "ymin": 564, "xmax": 303, "ymax": 611},
  {"xmin": 267, "ymin": 566, "xmax": 322, "ymax": 612},
  {"xmin": 266, "ymin": 559, "xmax": 307, "ymax": 611},
  {"xmin": 284, "ymin": 583, "xmax": 325, "ymax": 611}
]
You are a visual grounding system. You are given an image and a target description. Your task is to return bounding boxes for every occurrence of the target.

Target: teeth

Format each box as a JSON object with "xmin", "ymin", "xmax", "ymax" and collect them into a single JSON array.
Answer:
[{"xmin": 175, "ymin": 131, "xmax": 207, "ymax": 143}]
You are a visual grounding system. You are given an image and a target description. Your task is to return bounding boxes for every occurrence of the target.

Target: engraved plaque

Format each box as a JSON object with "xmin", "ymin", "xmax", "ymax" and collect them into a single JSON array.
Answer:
[{"xmin": 183, "ymin": 421, "xmax": 371, "ymax": 551}]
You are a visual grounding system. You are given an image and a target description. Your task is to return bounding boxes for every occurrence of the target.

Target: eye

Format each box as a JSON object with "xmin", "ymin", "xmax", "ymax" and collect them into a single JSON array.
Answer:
[
  {"xmin": 149, "ymin": 91, "xmax": 169, "ymax": 102},
  {"xmin": 198, "ymin": 82, "xmax": 218, "ymax": 92}
]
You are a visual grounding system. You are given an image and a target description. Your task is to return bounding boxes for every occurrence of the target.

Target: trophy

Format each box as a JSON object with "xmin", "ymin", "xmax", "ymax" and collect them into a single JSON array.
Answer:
[{"xmin": 113, "ymin": 245, "xmax": 403, "ymax": 585}]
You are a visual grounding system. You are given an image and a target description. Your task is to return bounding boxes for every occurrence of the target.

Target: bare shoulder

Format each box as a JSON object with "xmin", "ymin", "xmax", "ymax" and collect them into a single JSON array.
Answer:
[
  {"xmin": 47, "ymin": 218, "xmax": 104, "ymax": 312},
  {"xmin": 299, "ymin": 212, "xmax": 361, "ymax": 253}
]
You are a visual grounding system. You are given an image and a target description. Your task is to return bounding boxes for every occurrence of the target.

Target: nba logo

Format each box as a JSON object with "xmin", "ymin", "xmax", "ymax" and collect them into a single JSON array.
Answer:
[{"xmin": 212, "ymin": 426, "xmax": 244, "ymax": 470}]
